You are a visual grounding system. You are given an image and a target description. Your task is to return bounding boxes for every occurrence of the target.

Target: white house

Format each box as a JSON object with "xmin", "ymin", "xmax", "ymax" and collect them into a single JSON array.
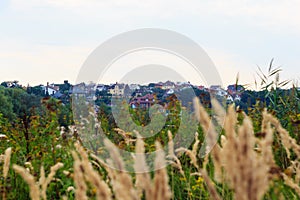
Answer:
[
  {"xmin": 129, "ymin": 84, "xmax": 140, "ymax": 90},
  {"xmin": 96, "ymin": 84, "xmax": 107, "ymax": 92},
  {"xmin": 161, "ymin": 81, "xmax": 175, "ymax": 90},
  {"xmin": 234, "ymin": 94, "xmax": 241, "ymax": 101},
  {"xmin": 166, "ymin": 89, "xmax": 174, "ymax": 95},
  {"xmin": 226, "ymin": 95, "xmax": 234, "ymax": 103},
  {"xmin": 41, "ymin": 83, "xmax": 59, "ymax": 95}
]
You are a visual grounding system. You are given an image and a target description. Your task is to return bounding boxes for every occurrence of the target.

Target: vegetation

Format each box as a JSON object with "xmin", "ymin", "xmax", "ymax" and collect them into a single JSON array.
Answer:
[{"xmin": 0, "ymin": 66, "xmax": 300, "ymax": 199}]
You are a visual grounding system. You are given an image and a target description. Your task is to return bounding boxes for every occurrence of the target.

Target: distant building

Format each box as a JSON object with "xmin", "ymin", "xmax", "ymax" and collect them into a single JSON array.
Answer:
[
  {"xmin": 129, "ymin": 84, "xmax": 140, "ymax": 90},
  {"xmin": 210, "ymin": 85, "xmax": 221, "ymax": 90},
  {"xmin": 154, "ymin": 83, "xmax": 163, "ymax": 89},
  {"xmin": 133, "ymin": 89, "xmax": 144, "ymax": 97},
  {"xmin": 72, "ymin": 83, "xmax": 87, "ymax": 97},
  {"xmin": 234, "ymin": 94, "xmax": 241, "ymax": 102},
  {"xmin": 52, "ymin": 91, "xmax": 64, "ymax": 99},
  {"xmin": 198, "ymin": 85, "xmax": 206, "ymax": 91},
  {"xmin": 226, "ymin": 95, "xmax": 234, "ymax": 103},
  {"xmin": 130, "ymin": 94, "xmax": 155, "ymax": 109},
  {"xmin": 209, "ymin": 85, "xmax": 227, "ymax": 96},
  {"xmin": 166, "ymin": 89, "xmax": 174, "ymax": 95},
  {"xmin": 177, "ymin": 82, "xmax": 192, "ymax": 90},
  {"xmin": 42, "ymin": 82, "xmax": 59, "ymax": 95},
  {"xmin": 96, "ymin": 84, "xmax": 107, "ymax": 92},
  {"xmin": 161, "ymin": 81, "xmax": 175, "ymax": 90},
  {"xmin": 1, "ymin": 81, "xmax": 20, "ymax": 88},
  {"xmin": 108, "ymin": 83, "xmax": 130, "ymax": 96},
  {"xmin": 154, "ymin": 81, "xmax": 176, "ymax": 90},
  {"xmin": 227, "ymin": 84, "xmax": 244, "ymax": 96}
]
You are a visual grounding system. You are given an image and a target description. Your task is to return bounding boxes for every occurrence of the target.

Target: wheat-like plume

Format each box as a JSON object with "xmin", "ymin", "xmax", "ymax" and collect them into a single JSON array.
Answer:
[
  {"xmin": 3, "ymin": 147, "xmax": 11, "ymax": 180},
  {"xmin": 152, "ymin": 141, "xmax": 172, "ymax": 200},
  {"xmin": 104, "ymin": 139, "xmax": 139, "ymax": 200},
  {"xmin": 41, "ymin": 163, "xmax": 64, "ymax": 200},
  {"xmin": 194, "ymin": 97, "xmax": 222, "ymax": 180},
  {"xmin": 134, "ymin": 134, "xmax": 153, "ymax": 198},
  {"xmin": 13, "ymin": 161, "xmax": 63, "ymax": 200},
  {"xmin": 263, "ymin": 111, "xmax": 300, "ymax": 159},
  {"xmin": 72, "ymin": 150, "xmax": 88, "ymax": 200},
  {"xmin": 219, "ymin": 109, "xmax": 272, "ymax": 200},
  {"xmin": 193, "ymin": 97, "xmax": 276, "ymax": 200},
  {"xmin": 200, "ymin": 169, "xmax": 221, "ymax": 200},
  {"xmin": 174, "ymin": 130, "xmax": 200, "ymax": 172},
  {"xmin": 2, "ymin": 147, "xmax": 12, "ymax": 200},
  {"xmin": 74, "ymin": 143, "xmax": 112, "ymax": 200},
  {"xmin": 13, "ymin": 165, "xmax": 40, "ymax": 200},
  {"xmin": 176, "ymin": 146, "xmax": 199, "ymax": 171},
  {"xmin": 166, "ymin": 130, "xmax": 185, "ymax": 177}
]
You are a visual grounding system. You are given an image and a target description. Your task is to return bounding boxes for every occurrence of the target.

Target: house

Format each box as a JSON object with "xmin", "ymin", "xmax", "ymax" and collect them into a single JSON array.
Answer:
[
  {"xmin": 218, "ymin": 89, "xmax": 228, "ymax": 96},
  {"xmin": 227, "ymin": 84, "xmax": 244, "ymax": 101},
  {"xmin": 96, "ymin": 84, "xmax": 107, "ymax": 92},
  {"xmin": 133, "ymin": 89, "xmax": 144, "ymax": 97},
  {"xmin": 226, "ymin": 94, "xmax": 241, "ymax": 104},
  {"xmin": 226, "ymin": 95, "xmax": 234, "ymax": 103},
  {"xmin": 209, "ymin": 85, "xmax": 227, "ymax": 96},
  {"xmin": 154, "ymin": 81, "xmax": 176, "ymax": 90},
  {"xmin": 129, "ymin": 84, "xmax": 140, "ymax": 91},
  {"xmin": 72, "ymin": 83, "xmax": 87, "ymax": 97},
  {"xmin": 155, "ymin": 83, "xmax": 163, "ymax": 89},
  {"xmin": 130, "ymin": 94, "xmax": 155, "ymax": 109},
  {"xmin": 166, "ymin": 89, "xmax": 174, "ymax": 95},
  {"xmin": 1, "ymin": 81, "xmax": 21, "ymax": 88},
  {"xmin": 176, "ymin": 82, "xmax": 192, "ymax": 90},
  {"xmin": 42, "ymin": 82, "xmax": 59, "ymax": 96},
  {"xmin": 198, "ymin": 85, "xmax": 206, "ymax": 91},
  {"xmin": 86, "ymin": 82, "xmax": 96, "ymax": 92},
  {"xmin": 234, "ymin": 94, "xmax": 241, "ymax": 101},
  {"xmin": 53, "ymin": 91, "xmax": 64, "ymax": 99},
  {"xmin": 210, "ymin": 85, "xmax": 221, "ymax": 91},
  {"xmin": 161, "ymin": 81, "xmax": 175, "ymax": 90},
  {"xmin": 227, "ymin": 84, "xmax": 244, "ymax": 96},
  {"xmin": 108, "ymin": 83, "xmax": 130, "ymax": 96}
]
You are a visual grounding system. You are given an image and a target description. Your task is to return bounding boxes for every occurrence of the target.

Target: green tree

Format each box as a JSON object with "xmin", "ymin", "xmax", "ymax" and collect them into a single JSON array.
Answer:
[{"xmin": 0, "ymin": 86, "xmax": 15, "ymax": 120}]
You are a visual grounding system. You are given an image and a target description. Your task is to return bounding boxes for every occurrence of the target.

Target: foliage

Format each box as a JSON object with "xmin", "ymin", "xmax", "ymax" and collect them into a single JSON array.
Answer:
[{"xmin": 0, "ymin": 68, "xmax": 300, "ymax": 199}]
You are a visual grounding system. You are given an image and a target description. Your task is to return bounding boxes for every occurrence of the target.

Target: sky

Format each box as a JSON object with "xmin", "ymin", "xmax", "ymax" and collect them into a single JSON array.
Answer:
[{"xmin": 0, "ymin": 0, "xmax": 299, "ymax": 89}]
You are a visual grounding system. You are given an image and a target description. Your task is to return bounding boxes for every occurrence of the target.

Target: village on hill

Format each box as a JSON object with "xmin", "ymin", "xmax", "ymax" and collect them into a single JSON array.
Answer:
[{"xmin": 1, "ymin": 80, "xmax": 245, "ymax": 106}]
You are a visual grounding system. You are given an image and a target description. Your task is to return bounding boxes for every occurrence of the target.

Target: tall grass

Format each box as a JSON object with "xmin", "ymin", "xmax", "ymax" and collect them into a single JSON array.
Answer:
[{"xmin": 1, "ymin": 97, "xmax": 300, "ymax": 199}]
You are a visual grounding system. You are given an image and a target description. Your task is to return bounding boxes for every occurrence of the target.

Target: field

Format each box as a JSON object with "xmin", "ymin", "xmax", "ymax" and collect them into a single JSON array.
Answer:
[{"xmin": 0, "ymin": 76, "xmax": 300, "ymax": 200}]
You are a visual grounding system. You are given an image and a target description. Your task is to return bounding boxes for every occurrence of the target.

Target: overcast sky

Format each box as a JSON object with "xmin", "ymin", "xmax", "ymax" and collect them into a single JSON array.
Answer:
[{"xmin": 0, "ymin": 0, "xmax": 299, "ymax": 88}]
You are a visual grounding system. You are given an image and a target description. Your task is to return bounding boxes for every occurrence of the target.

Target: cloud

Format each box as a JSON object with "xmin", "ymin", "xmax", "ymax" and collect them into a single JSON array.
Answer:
[
  {"xmin": 4, "ymin": 0, "xmax": 299, "ymax": 86},
  {"xmin": 10, "ymin": 0, "xmax": 300, "ymax": 34}
]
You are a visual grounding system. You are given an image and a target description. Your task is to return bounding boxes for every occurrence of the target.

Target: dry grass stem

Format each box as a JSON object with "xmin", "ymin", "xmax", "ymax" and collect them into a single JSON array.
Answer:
[
  {"xmin": 3, "ymin": 147, "xmax": 12, "ymax": 179},
  {"xmin": 13, "ymin": 161, "xmax": 63, "ymax": 200},
  {"xmin": 13, "ymin": 165, "xmax": 40, "ymax": 200},
  {"xmin": 264, "ymin": 112, "xmax": 300, "ymax": 159},
  {"xmin": 194, "ymin": 98, "xmax": 276, "ymax": 200},
  {"xmin": 73, "ymin": 143, "xmax": 112, "ymax": 200},
  {"xmin": 72, "ymin": 151, "xmax": 88, "ymax": 200},
  {"xmin": 176, "ymin": 147, "xmax": 199, "ymax": 171},
  {"xmin": 40, "ymin": 162, "xmax": 64, "ymax": 200},
  {"xmin": 104, "ymin": 139, "xmax": 139, "ymax": 200},
  {"xmin": 134, "ymin": 135, "xmax": 153, "ymax": 198},
  {"xmin": 153, "ymin": 141, "xmax": 172, "ymax": 200},
  {"xmin": 167, "ymin": 131, "xmax": 185, "ymax": 177},
  {"xmin": 282, "ymin": 173, "xmax": 300, "ymax": 196},
  {"xmin": 201, "ymin": 170, "xmax": 221, "ymax": 200}
]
